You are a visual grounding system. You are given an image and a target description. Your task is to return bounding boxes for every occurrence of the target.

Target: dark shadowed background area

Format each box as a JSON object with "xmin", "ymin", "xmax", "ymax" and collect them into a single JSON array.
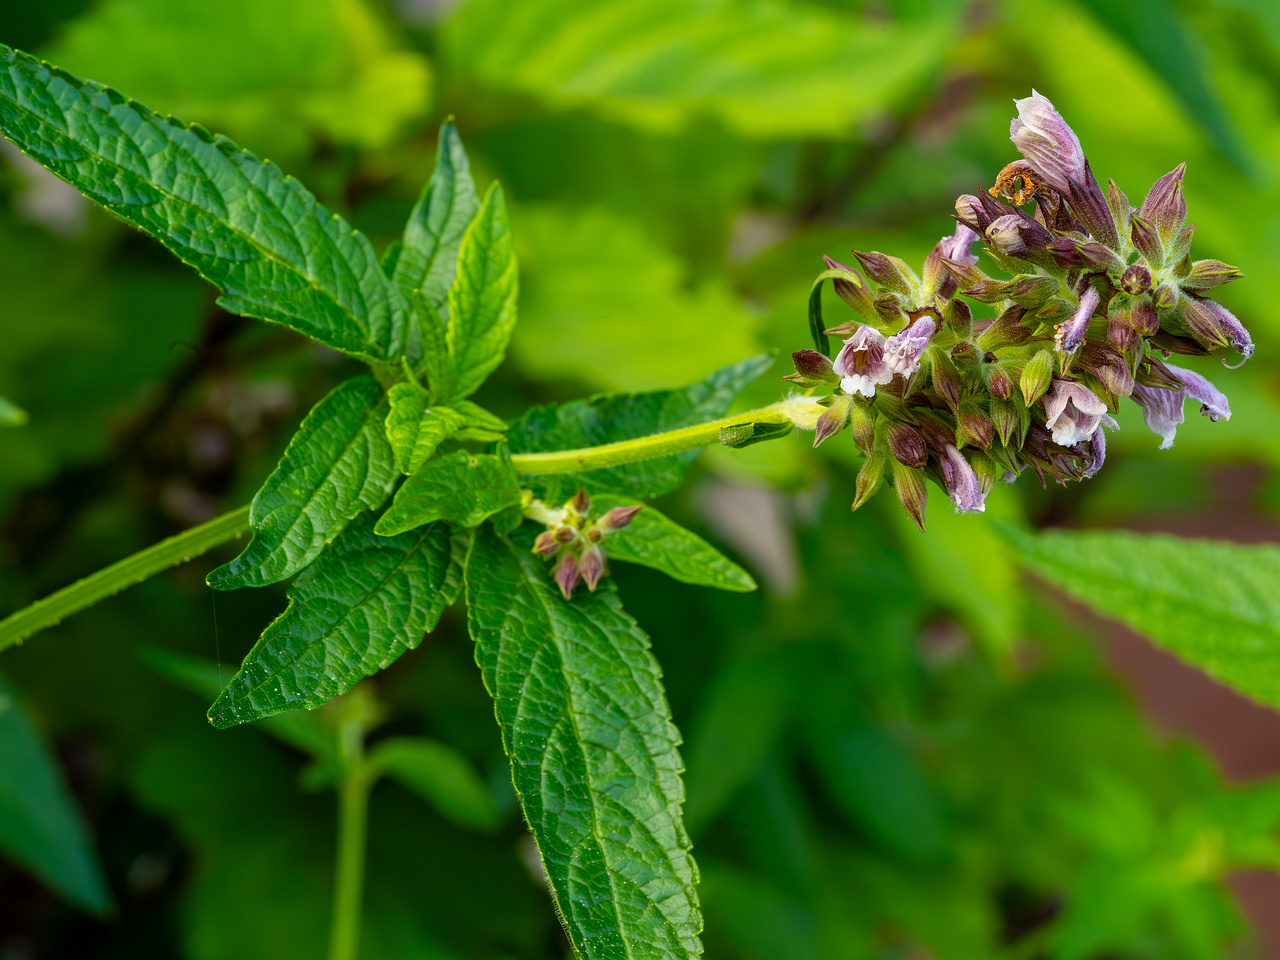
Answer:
[{"xmin": 4, "ymin": 0, "xmax": 1280, "ymax": 957}]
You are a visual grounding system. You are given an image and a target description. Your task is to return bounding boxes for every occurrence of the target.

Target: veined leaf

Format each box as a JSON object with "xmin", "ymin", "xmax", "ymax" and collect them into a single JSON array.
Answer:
[
  {"xmin": 368, "ymin": 736, "xmax": 501, "ymax": 831},
  {"xmin": 0, "ymin": 674, "xmax": 110, "ymax": 914},
  {"xmin": 208, "ymin": 377, "xmax": 397, "ymax": 590},
  {"xmin": 392, "ymin": 120, "xmax": 480, "ymax": 320},
  {"xmin": 443, "ymin": 182, "xmax": 519, "ymax": 400},
  {"xmin": 507, "ymin": 353, "xmax": 773, "ymax": 501},
  {"xmin": 594, "ymin": 495, "xmax": 755, "ymax": 592},
  {"xmin": 384, "ymin": 381, "xmax": 468, "ymax": 475},
  {"xmin": 209, "ymin": 516, "xmax": 462, "ymax": 728},
  {"xmin": 0, "ymin": 394, "xmax": 27, "ymax": 426},
  {"xmin": 0, "ymin": 44, "xmax": 413, "ymax": 362},
  {"xmin": 466, "ymin": 525, "xmax": 702, "ymax": 959},
  {"xmin": 375, "ymin": 451, "xmax": 521, "ymax": 536},
  {"xmin": 1008, "ymin": 527, "xmax": 1280, "ymax": 708}
]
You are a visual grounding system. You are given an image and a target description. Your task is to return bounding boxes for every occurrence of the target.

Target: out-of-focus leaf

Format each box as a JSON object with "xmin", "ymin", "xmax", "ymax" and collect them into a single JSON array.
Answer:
[
  {"xmin": 1009, "ymin": 526, "xmax": 1280, "ymax": 708},
  {"xmin": 383, "ymin": 381, "xmax": 468, "ymax": 475},
  {"xmin": 375, "ymin": 451, "xmax": 521, "ymax": 536},
  {"xmin": 512, "ymin": 205, "xmax": 763, "ymax": 391},
  {"xmin": 0, "ymin": 673, "xmax": 110, "ymax": 913},
  {"xmin": 368, "ymin": 736, "xmax": 500, "ymax": 831},
  {"xmin": 594, "ymin": 494, "xmax": 755, "ymax": 592},
  {"xmin": 442, "ymin": 0, "xmax": 956, "ymax": 139},
  {"xmin": 508, "ymin": 353, "xmax": 773, "ymax": 502},
  {"xmin": 0, "ymin": 44, "xmax": 415, "ymax": 362},
  {"xmin": 45, "ymin": 0, "xmax": 431, "ymax": 156},
  {"xmin": 209, "ymin": 517, "xmax": 461, "ymax": 728},
  {"xmin": 0, "ymin": 394, "xmax": 27, "ymax": 426},
  {"xmin": 441, "ymin": 183, "xmax": 519, "ymax": 401},
  {"xmin": 208, "ymin": 378, "xmax": 397, "ymax": 590},
  {"xmin": 466, "ymin": 525, "xmax": 701, "ymax": 959}
]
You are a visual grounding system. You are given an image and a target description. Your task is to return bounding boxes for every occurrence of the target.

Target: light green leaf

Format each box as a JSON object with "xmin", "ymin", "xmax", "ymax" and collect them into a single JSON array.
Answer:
[
  {"xmin": 375, "ymin": 451, "xmax": 521, "ymax": 536},
  {"xmin": 0, "ymin": 394, "xmax": 27, "ymax": 426},
  {"xmin": 208, "ymin": 377, "xmax": 397, "ymax": 590},
  {"xmin": 443, "ymin": 182, "xmax": 519, "ymax": 400},
  {"xmin": 466, "ymin": 525, "xmax": 701, "ymax": 959},
  {"xmin": 0, "ymin": 44, "xmax": 414, "ymax": 362},
  {"xmin": 507, "ymin": 353, "xmax": 774, "ymax": 502},
  {"xmin": 368, "ymin": 736, "xmax": 501, "ymax": 831},
  {"xmin": 209, "ymin": 516, "xmax": 462, "ymax": 728},
  {"xmin": 593, "ymin": 494, "xmax": 755, "ymax": 592},
  {"xmin": 1008, "ymin": 526, "xmax": 1280, "ymax": 708},
  {"xmin": 0, "ymin": 674, "xmax": 110, "ymax": 913},
  {"xmin": 383, "ymin": 381, "xmax": 468, "ymax": 475}
]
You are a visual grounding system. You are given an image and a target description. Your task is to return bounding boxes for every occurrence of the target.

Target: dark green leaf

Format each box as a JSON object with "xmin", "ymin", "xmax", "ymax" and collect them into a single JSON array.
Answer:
[
  {"xmin": 0, "ymin": 674, "xmax": 110, "ymax": 913},
  {"xmin": 375, "ymin": 451, "xmax": 521, "ymax": 536},
  {"xmin": 1008, "ymin": 526, "xmax": 1280, "ymax": 708},
  {"xmin": 208, "ymin": 377, "xmax": 397, "ymax": 590},
  {"xmin": 508, "ymin": 353, "xmax": 774, "ymax": 501},
  {"xmin": 594, "ymin": 495, "xmax": 755, "ymax": 592},
  {"xmin": 384, "ymin": 381, "xmax": 468, "ymax": 475},
  {"xmin": 0, "ymin": 44, "xmax": 413, "ymax": 362},
  {"xmin": 443, "ymin": 182, "xmax": 519, "ymax": 400},
  {"xmin": 368, "ymin": 736, "xmax": 501, "ymax": 831},
  {"xmin": 807, "ymin": 276, "xmax": 832, "ymax": 356},
  {"xmin": 0, "ymin": 394, "xmax": 26, "ymax": 426},
  {"xmin": 466, "ymin": 526, "xmax": 701, "ymax": 959},
  {"xmin": 209, "ymin": 516, "xmax": 461, "ymax": 727}
]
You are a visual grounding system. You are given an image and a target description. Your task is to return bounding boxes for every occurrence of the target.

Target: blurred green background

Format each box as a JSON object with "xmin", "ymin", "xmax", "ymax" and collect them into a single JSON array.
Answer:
[{"xmin": 5, "ymin": 0, "xmax": 1280, "ymax": 957}]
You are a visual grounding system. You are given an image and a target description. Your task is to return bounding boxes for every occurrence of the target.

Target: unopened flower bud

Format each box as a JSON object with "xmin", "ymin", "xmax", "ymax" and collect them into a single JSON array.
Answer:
[
  {"xmin": 852, "ymin": 448, "xmax": 886, "ymax": 510},
  {"xmin": 784, "ymin": 349, "xmax": 840, "ymax": 387},
  {"xmin": 1182, "ymin": 259, "xmax": 1244, "ymax": 291},
  {"xmin": 982, "ymin": 362, "xmax": 1015, "ymax": 401},
  {"xmin": 852, "ymin": 250, "xmax": 917, "ymax": 295},
  {"xmin": 1121, "ymin": 263, "xmax": 1152, "ymax": 295},
  {"xmin": 985, "ymin": 213, "xmax": 1053, "ymax": 258},
  {"xmin": 1020, "ymin": 349, "xmax": 1055, "ymax": 406},
  {"xmin": 928, "ymin": 346, "xmax": 963, "ymax": 406},
  {"xmin": 1132, "ymin": 298, "xmax": 1160, "ymax": 335},
  {"xmin": 599, "ymin": 504, "xmax": 643, "ymax": 533},
  {"xmin": 1079, "ymin": 341, "xmax": 1134, "ymax": 398},
  {"xmin": 1047, "ymin": 236, "xmax": 1086, "ymax": 269},
  {"xmin": 990, "ymin": 396, "xmax": 1026, "ymax": 447},
  {"xmin": 1168, "ymin": 222, "xmax": 1196, "ymax": 263},
  {"xmin": 964, "ymin": 278, "xmax": 1012, "ymax": 303},
  {"xmin": 1106, "ymin": 178, "xmax": 1131, "ymax": 237},
  {"xmin": 1139, "ymin": 162, "xmax": 1187, "ymax": 243},
  {"xmin": 579, "ymin": 543, "xmax": 607, "ymax": 592},
  {"xmin": 1152, "ymin": 283, "xmax": 1178, "ymax": 312},
  {"xmin": 955, "ymin": 195, "xmax": 985, "ymax": 232},
  {"xmin": 887, "ymin": 423, "xmax": 927, "ymax": 468},
  {"xmin": 979, "ymin": 307, "xmax": 1033, "ymax": 352},
  {"xmin": 943, "ymin": 297, "xmax": 972, "ymax": 339},
  {"xmin": 1107, "ymin": 314, "xmax": 1141, "ymax": 354},
  {"xmin": 890, "ymin": 460, "xmax": 929, "ymax": 532},
  {"xmin": 956, "ymin": 399, "xmax": 994, "ymax": 449},
  {"xmin": 569, "ymin": 487, "xmax": 591, "ymax": 517},
  {"xmin": 848, "ymin": 401, "xmax": 876, "ymax": 454},
  {"xmin": 822, "ymin": 255, "xmax": 878, "ymax": 318},
  {"xmin": 1178, "ymin": 297, "xmax": 1254, "ymax": 362},
  {"xmin": 968, "ymin": 450, "xmax": 1001, "ymax": 497},
  {"xmin": 1129, "ymin": 214, "xmax": 1163, "ymax": 266},
  {"xmin": 533, "ymin": 530, "xmax": 564, "ymax": 556},
  {"xmin": 1007, "ymin": 274, "xmax": 1059, "ymax": 307},
  {"xmin": 813, "ymin": 395, "xmax": 852, "ymax": 448},
  {"xmin": 941, "ymin": 256, "xmax": 987, "ymax": 290},
  {"xmin": 554, "ymin": 552, "xmax": 581, "ymax": 599}
]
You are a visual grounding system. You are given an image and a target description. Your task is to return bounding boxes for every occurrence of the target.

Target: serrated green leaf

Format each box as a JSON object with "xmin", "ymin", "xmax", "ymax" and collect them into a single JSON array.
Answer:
[
  {"xmin": 466, "ymin": 525, "xmax": 702, "ymax": 959},
  {"xmin": 392, "ymin": 121, "xmax": 480, "ymax": 319},
  {"xmin": 368, "ymin": 736, "xmax": 500, "ymax": 831},
  {"xmin": 208, "ymin": 377, "xmax": 397, "ymax": 590},
  {"xmin": 594, "ymin": 495, "xmax": 755, "ymax": 592},
  {"xmin": 508, "ymin": 354, "xmax": 774, "ymax": 502},
  {"xmin": 443, "ymin": 182, "xmax": 519, "ymax": 400},
  {"xmin": 0, "ymin": 394, "xmax": 27, "ymax": 426},
  {"xmin": 384, "ymin": 381, "xmax": 468, "ymax": 475},
  {"xmin": 0, "ymin": 44, "xmax": 414, "ymax": 362},
  {"xmin": 375, "ymin": 451, "xmax": 521, "ymax": 536},
  {"xmin": 1008, "ymin": 526, "xmax": 1280, "ymax": 708},
  {"xmin": 0, "ymin": 674, "xmax": 110, "ymax": 914},
  {"xmin": 209, "ymin": 515, "xmax": 461, "ymax": 728}
]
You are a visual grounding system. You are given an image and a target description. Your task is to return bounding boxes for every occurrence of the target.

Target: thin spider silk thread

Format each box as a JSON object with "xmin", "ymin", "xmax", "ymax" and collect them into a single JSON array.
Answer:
[{"xmin": 212, "ymin": 589, "xmax": 223, "ymax": 689}]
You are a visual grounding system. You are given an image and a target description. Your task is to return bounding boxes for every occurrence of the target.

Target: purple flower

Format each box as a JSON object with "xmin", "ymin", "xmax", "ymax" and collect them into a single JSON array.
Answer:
[
  {"xmin": 883, "ymin": 317, "xmax": 936, "ymax": 378},
  {"xmin": 938, "ymin": 223, "xmax": 980, "ymax": 265},
  {"xmin": 1180, "ymin": 297, "xmax": 1254, "ymax": 365},
  {"xmin": 1009, "ymin": 91, "xmax": 1087, "ymax": 195},
  {"xmin": 1055, "ymin": 286, "xmax": 1100, "ymax": 353},
  {"xmin": 1130, "ymin": 363, "xmax": 1231, "ymax": 449},
  {"xmin": 1042, "ymin": 379, "xmax": 1115, "ymax": 446},
  {"xmin": 938, "ymin": 444, "xmax": 986, "ymax": 513},
  {"xmin": 1082, "ymin": 425, "xmax": 1108, "ymax": 478},
  {"xmin": 833, "ymin": 326, "xmax": 892, "ymax": 397}
]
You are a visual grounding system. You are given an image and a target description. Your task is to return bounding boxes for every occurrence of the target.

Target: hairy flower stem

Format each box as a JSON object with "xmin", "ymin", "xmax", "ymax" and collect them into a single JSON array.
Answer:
[
  {"xmin": 329, "ymin": 713, "xmax": 373, "ymax": 960},
  {"xmin": 0, "ymin": 505, "xmax": 251, "ymax": 651},
  {"xmin": 0, "ymin": 400, "xmax": 821, "ymax": 650}
]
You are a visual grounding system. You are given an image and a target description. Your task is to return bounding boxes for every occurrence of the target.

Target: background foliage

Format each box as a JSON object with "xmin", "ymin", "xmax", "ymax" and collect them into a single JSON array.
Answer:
[{"xmin": 4, "ymin": 0, "xmax": 1280, "ymax": 957}]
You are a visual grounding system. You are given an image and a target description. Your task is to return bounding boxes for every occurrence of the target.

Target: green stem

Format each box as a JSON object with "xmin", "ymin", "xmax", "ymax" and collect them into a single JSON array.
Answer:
[
  {"xmin": 508, "ymin": 401, "xmax": 799, "ymax": 475},
  {"xmin": 0, "ymin": 505, "xmax": 251, "ymax": 652},
  {"xmin": 328, "ymin": 717, "xmax": 372, "ymax": 960}
]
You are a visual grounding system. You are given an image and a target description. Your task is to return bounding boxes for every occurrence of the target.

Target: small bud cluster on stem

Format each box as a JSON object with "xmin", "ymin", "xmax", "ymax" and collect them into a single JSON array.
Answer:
[
  {"xmin": 789, "ymin": 90, "xmax": 1249, "ymax": 529},
  {"xmin": 525, "ymin": 488, "xmax": 641, "ymax": 598}
]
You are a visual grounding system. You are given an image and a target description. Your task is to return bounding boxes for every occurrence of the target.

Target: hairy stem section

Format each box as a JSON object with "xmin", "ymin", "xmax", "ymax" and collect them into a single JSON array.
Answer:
[
  {"xmin": 328, "ymin": 711, "xmax": 373, "ymax": 960},
  {"xmin": 0, "ymin": 505, "xmax": 251, "ymax": 651}
]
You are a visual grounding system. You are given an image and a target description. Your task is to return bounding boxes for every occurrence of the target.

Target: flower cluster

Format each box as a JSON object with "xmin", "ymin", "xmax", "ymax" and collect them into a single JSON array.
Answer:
[
  {"xmin": 789, "ymin": 91, "xmax": 1248, "ymax": 529},
  {"xmin": 524, "ymin": 488, "xmax": 642, "ymax": 598}
]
